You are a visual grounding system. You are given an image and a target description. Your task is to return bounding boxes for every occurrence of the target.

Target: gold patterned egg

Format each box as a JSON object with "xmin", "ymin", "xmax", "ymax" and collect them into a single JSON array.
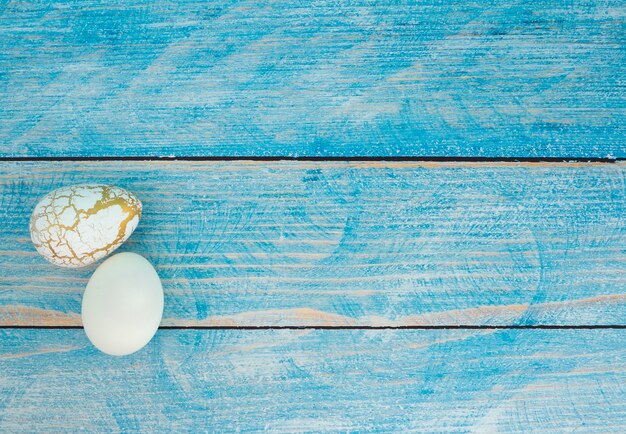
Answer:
[{"xmin": 30, "ymin": 185, "xmax": 142, "ymax": 268}]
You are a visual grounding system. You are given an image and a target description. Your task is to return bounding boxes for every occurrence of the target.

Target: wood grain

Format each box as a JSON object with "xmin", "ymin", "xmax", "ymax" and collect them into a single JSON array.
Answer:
[
  {"xmin": 1, "ymin": 161, "xmax": 624, "ymax": 326},
  {"xmin": 1, "ymin": 0, "xmax": 624, "ymax": 158},
  {"xmin": 0, "ymin": 328, "xmax": 624, "ymax": 432}
]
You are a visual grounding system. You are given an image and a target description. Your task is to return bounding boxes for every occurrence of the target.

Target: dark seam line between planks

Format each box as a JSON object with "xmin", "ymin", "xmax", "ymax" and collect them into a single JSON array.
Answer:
[
  {"xmin": 1, "ymin": 325, "xmax": 625, "ymax": 330},
  {"xmin": 0, "ymin": 156, "xmax": 623, "ymax": 163}
]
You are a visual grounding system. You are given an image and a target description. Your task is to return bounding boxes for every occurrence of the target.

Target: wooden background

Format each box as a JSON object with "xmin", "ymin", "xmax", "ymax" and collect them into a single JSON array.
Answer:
[{"xmin": 0, "ymin": 0, "xmax": 624, "ymax": 432}]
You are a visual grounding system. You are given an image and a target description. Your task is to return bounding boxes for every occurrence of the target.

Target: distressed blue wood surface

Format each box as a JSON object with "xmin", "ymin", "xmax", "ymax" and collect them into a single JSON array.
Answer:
[
  {"xmin": 1, "ymin": 1, "xmax": 625, "ymax": 429},
  {"xmin": 1, "ymin": 0, "xmax": 624, "ymax": 158},
  {"xmin": 0, "ymin": 329, "xmax": 624, "ymax": 432},
  {"xmin": 2, "ymin": 161, "xmax": 624, "ymax": 326}
]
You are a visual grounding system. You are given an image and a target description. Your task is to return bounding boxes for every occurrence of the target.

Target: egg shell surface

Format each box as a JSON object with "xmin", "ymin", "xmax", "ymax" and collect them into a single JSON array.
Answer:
[
  {"xmin": 30, "ymin": 184, "xmax": 141, "ymax": 268},
  {"xmin": 82, "ymin": 252, "xmax": 164, "ymax": 356}
]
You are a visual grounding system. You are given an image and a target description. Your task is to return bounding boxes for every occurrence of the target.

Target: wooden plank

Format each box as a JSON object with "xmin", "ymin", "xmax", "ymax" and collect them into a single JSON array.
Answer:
[
  {"xmin": 0, "ymin": 0, "xmax": 623, "ymax": 158},
  {"xmin": 0, "ymin": 328, "xmax": 624, "ymax": 431},
  {"xmin": 1, "ymin": 161, "xmax": 624, "ymax": 326}
]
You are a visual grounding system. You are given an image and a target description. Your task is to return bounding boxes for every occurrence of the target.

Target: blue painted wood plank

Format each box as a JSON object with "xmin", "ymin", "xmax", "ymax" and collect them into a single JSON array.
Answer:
[
  {"xmin": 0, "ymin": 0, "xmax": 623, "ymax": 158},
  {"xmin": 0, "ymin": 329, "xmax": 624, "ymax": 431},
  {"xmin": 1, "ymin": 161, "xmax": 624, "ymax": 326}
]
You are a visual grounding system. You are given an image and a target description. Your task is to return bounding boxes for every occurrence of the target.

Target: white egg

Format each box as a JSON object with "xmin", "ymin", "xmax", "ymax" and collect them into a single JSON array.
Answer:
[
  {"xmin": 30, "ymin": 184, "xmax": 142, "ymax": 268},
  {"xmin": 81, "ymin": 252, "xmax": 163, "ymax": 356}
]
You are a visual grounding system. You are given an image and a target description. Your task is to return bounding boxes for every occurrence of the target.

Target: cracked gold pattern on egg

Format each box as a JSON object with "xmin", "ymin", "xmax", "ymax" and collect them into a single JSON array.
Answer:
[{"xmin": 30, "ymin": 185, "xmax": 142, "ymax": 268}]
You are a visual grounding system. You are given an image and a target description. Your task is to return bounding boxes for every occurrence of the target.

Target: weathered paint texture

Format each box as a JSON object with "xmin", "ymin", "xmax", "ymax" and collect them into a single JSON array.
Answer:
[
  {"xmin": 0, "ymin": 0, "xmax": 624, "ymax": 157},
  {"xmin": 0, "ymin": 329, "xmax": 624, "ymax": 432},
  {"xmin": 1, "ymin": 161, "xmax": 624, "ymax": 326},
  {"xmin": 1, "ymin": 1, "xmax": 625, "ymax": 431}
]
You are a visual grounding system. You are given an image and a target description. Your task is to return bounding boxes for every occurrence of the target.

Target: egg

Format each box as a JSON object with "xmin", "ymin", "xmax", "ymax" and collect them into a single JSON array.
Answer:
[
  {"xmin": 82, "ymin": 252, "xmax": 163, "ymax": 356},
  {"xmin": 30, "ymin": 184, "xmax": 142, "ymax": 268}
]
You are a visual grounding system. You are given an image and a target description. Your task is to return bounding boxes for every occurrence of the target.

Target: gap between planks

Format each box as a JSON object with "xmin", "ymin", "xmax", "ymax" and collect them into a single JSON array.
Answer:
[
  {"xmin": 0, "ymin": 156, "xmax": 624, "ymax": 164},
  {"xmin": 1, "ymin": 325, "xmax": 625, "ymax": 330}
]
